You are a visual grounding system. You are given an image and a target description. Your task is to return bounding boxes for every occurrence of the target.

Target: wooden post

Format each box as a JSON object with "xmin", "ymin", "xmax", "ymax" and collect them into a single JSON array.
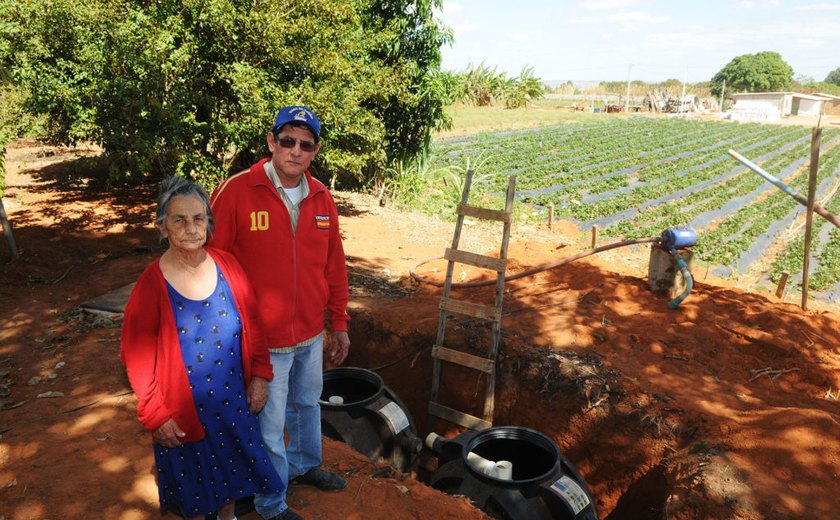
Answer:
[
  {"xmin": 0, "ymin": 197, "xmax": 19, "ymax": 260},
  {"xmin": 591, "ymin": 225, "xmax": 598, "ymax": 249},
  {"xmin": 775, "ymin": 272, "xmax": 789, "ymax": 299},
  {"xmin": 801, "ymin": 128, "xmax": 821, "ymax": 310},
  {"xmin": 548, "ymin": 203, "xmax": 554, "ymax": 230}
]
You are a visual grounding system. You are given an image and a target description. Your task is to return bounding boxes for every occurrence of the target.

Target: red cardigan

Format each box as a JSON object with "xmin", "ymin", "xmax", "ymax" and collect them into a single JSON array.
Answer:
[
  {"xmin": 208, "ymin": 160, "xmax": 349, "ymax": 347},
  {"xmin": 120, "ymin": 247, "xmax": 272, "ymax": 442}
]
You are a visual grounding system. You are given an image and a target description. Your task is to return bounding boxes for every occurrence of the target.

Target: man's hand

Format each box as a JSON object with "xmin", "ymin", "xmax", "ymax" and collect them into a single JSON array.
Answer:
[
  {"xmin": 153, "ymin": 418, "xmax": 186, "ymax": 448},
  {"xmin": 329, "ymin": 331, "xmax": 350, "ymax": 365},
  {"xmin": 247, "ymin": 376, "xmax": 269, "ymax": 414}
]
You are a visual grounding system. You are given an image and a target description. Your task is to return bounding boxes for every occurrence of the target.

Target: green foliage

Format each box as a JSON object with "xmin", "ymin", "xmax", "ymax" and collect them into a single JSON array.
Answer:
[
  {"xmin": 5, "ymin": 0, "xmax": 452, "ymax": 189},
  {"xmin": 799, "ymin": 81, "xmax": 840, "ymax": 96},
  {"xmin": 457, "ymin": 62, "xmax": 501, "ymax": 106},
  {"xmin": 382, "ymin": 154, "xmax": 435, "ymax": 206},
  {"xmin": 357, "ymin": 0, "xmax": 454, "ymax": 166},
  {"xmin": 433, "ymin": 152, "xmax": 490, "ymax": 207},
  {"xmin": 449, "ymin": 62, "xmax": 545, "ymax": 108},
  {"xmin": 504, "ymin": 66, "xmax": 545, "ymax": 109},
  {"xmin": 0, "ymin": 0, "xmax": 14, "ymax": 77},
  {"xmin": 592, "ymin": 79, "xmax": 712, "ymax": 99},
  {"xmin": 825, "ymin": 67, "xmax": 840, "ymax": 87},
  {"xmin": 711, "ymin": 51, "xmax": 793, "ymax": 96},
  {"xmin": 379, "ymin": 149, "xmax": 499, "ymax": 217},
  {"xmin": 0, "ymin": 0, "xmax": 12, "ymax": 197},
  {"xmin": 0, "ymin": 84, "xmax": 46, "ymax": 139}
]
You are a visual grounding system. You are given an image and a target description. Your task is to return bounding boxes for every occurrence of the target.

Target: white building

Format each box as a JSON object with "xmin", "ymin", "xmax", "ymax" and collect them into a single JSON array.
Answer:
[{"xmin": 727, "ymin": 92, "xmax": 831, "ymax": 122}]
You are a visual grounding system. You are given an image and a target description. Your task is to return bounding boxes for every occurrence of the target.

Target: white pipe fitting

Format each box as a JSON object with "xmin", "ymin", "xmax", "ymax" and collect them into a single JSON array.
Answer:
[
  {"xmin": 494, "ymin": 460, "xmax": 513, "ymax": 480},
  {"xmin": 425, "ymin": 432, "xmax": 441, "ymax": 451},
  {"xmin": 467, "ymin": 452, "xmax": 513, "ymax": 480}
]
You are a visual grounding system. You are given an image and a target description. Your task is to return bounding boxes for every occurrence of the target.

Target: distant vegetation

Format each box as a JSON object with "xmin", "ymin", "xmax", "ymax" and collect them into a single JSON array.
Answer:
[
  {"xmin": 547, "ymin": 79, "xmax": 714, "ymax": 100},
  {"xmin": 711, "ymin": 51, "xmax": 793, "ymax": 96},
  {"xmin": 443, "ymin": 62, "xmax": 546, "ymax": 109},
  {"xmin": 827, "ymin": 67, "xmax": 840, "ymax": 86},
  {"xmin": 541, "ymin": 52, "xmax": 840, "ymax": 102}
]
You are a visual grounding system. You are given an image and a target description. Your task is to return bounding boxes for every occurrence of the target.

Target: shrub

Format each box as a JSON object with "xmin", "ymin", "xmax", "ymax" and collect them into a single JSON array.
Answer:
[{"xmin": 5, "ymin": 0, "xmax": 452, "ymax": 190}]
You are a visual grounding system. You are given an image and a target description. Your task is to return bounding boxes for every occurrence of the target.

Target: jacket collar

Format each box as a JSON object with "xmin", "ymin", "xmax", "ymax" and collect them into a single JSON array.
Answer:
[{"xmin": 247, "ymin": 158, "xmax": 326, "ymax": 197}]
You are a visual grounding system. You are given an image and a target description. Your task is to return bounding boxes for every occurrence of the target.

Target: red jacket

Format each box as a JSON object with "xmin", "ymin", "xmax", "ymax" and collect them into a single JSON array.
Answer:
[
  {"xmin": 208, "ymin": 159, "xmax": 349, "ymax": 347},
  {"xmin": 120, "ymin": 247, "xmax": 272, "ymax": 442}
]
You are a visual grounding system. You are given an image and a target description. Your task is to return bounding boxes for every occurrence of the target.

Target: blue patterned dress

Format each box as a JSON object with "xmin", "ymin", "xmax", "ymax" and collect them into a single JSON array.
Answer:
[{"xmin": 154, "ymin": 266, "xmax": 283, "ymax": 516}]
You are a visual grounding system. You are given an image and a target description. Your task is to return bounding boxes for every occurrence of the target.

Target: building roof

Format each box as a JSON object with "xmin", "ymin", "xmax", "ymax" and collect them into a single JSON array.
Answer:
[
  {"xmin": 792, "ymin": 93, "xmax": 831, "ymax": 101},
  {"xmin": 731, "ymin": 92, "xmax": 784, "ymax": 97},
  {"xmin": 731, "ymin": 91, "xmax": 831, "ymax": 101}
]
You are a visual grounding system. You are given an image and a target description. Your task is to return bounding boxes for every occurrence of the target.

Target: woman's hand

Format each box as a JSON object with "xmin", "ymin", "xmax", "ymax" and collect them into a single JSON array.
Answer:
[
  {"xmin": 247, "ymin": 377, "xmax": 269, "ymax": 414},
  {"xmin": 153, "ymin": 418, "xmax": 186, "ymax": 448}
]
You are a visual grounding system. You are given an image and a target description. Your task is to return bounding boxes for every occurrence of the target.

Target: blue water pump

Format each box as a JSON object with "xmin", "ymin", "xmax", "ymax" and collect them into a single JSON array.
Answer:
[
  {"xmin": 659, "ymin": 227, "xmax": 697, "ymax": 250},
  {"xmin": 658, "ymin": 227, "xmax": 697, "ymax": 309}
]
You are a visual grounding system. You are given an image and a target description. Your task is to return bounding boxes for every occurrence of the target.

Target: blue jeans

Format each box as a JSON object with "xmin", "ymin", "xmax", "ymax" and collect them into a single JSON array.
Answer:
[{"xmin": 253, "ymin": 334, "xmax": 324, "ymax": 519}]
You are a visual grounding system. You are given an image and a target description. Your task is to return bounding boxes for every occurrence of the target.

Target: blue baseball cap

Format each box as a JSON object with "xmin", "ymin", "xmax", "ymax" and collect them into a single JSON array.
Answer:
[{"xmin": 272, "ymin": 105, "xmax": 321, "ymax": 141}]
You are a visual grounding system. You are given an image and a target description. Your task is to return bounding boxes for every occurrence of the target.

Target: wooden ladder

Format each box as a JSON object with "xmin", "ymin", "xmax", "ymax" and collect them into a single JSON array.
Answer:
[{"xmin": 428, "ymin": 170, "xmax": 516, "ymax": 431}]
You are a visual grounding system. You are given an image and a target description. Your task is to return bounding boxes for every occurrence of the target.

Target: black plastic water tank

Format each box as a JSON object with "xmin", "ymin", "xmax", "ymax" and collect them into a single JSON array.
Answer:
[
  {"xmin": 430, "ymin": 426, "xmax": 598, "ymax": 520},
  {"xmin": 320, "ymin": 367, "xmax": 421, "ymax": 472}
]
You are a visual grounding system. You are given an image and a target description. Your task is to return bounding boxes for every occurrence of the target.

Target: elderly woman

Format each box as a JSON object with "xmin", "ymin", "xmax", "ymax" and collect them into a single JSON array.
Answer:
[{"xmin": 121, "ymin": 176, "xmax": 284, "ymax": 520}]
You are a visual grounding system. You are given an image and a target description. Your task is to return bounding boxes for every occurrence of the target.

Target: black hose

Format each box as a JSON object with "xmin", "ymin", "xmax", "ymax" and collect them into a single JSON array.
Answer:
[
  {"xmin": 369, "ymin": 237, "xmax": 664, "ymax": 373},
  {"xmin": 410, "ymin": 237, "xmax": 660, "ymax": 288}
]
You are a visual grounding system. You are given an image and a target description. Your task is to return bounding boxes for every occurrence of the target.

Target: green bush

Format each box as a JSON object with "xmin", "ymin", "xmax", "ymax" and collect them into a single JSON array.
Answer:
[
  {"xmin": 826, "ymin": 67, "xmax": 840, "ymax": 87},
  {"xmin": 711, "ymin": 51, "xmax": 793, "ymax": 96},
  {"xmin": 449, "ymin": 63, "xmax": 545, "ymax": 108},
  {"xmin": 4, "ymin": 0, "xmax": 452, "ymax": 190}
]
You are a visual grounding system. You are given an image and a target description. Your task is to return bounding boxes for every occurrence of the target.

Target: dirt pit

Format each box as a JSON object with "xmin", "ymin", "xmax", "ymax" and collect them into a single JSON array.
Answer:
[{"xmin": 1, "ymin": 141, "xmax": 839, "ymax": 520}]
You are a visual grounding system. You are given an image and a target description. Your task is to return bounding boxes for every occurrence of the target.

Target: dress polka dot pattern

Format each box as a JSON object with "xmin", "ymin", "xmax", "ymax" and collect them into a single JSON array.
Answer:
[{"xmin": 154, "ymin": 267, "xmax": 283, "ymax": 516}]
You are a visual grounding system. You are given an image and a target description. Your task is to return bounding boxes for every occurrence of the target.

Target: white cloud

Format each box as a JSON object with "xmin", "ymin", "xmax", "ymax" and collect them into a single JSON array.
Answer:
[
  {"xmin": 442, "ymin": 2, "xmax": 464, "ymax": 15},
  {"xmin": 580, "ymin": 0, "xmax": 638, "ymax": 10},
  {"xmin": 450, "ymin": 21, "xmax": 479, "ymax": 34},
  {"xmin": 507, "ymin": 33, "xmax": 531, "ymax": 42},
  {"xmin": 739, "ymin": 0, "xmax": 782, "ymax": 8},
  {"xmin": 795, "ymin": 3, "xmax": 840, "ymax": 10},
  {"xmin": 607, "ymin": 11, "xmax": 671, "ymax": 23}
]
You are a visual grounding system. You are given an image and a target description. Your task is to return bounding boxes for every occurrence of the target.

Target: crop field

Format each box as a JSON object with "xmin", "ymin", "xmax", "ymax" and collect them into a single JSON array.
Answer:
[{"xmin": 429, "ymin": 116, "xmax": 840, "ymax": 299}]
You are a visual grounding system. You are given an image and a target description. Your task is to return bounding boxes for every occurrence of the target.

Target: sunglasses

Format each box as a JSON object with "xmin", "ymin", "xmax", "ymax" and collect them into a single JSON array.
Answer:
[{"xmin": 275, "ymin": 135, "xmax": 317, "ymax": 152}]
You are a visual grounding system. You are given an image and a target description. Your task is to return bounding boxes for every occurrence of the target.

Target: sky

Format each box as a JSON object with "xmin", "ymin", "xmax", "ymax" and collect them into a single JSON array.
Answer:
[{"xmin": 437, "ymin": 0, "xmax": 840, "ymax": 84}]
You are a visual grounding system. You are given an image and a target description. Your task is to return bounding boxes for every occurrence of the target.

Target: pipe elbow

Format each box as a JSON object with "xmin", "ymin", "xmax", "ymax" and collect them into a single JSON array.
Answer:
[{"xmin": 668, "ymin": 268, "xmax": 693, "ymax": 309}]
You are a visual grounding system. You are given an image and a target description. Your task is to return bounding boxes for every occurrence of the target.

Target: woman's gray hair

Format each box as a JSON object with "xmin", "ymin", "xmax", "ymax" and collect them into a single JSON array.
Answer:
[{"xmin": 155, "ymin": 176, "xmax": 215, "ymax": 240}]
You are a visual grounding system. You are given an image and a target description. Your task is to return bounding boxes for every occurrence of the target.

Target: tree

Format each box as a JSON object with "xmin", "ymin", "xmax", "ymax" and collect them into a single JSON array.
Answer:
[
  {"xmin": 503, "ymin": 66, "xmax": 545, "ymax": 109},
  {"xmin": 357, "ymin": 0, "xmax": 453, "ymax": 168},
  {"xmin": 826, "ymin": 67, "xmax": 840, "ymax": 86},
  {"xmin": 710, "ymin": 51, "xmax": 793, "ymax": 96},
  {"xmin": 5, "ymin": 0, "xmax": 453, "ymax": 189},
  {"xmin": 459, "ymin": 62, "xmax": 502, "ymax": 106},
  {"xmin": 0, "ymin": 0, "xmax": 15, "ymax": 197},
  {"xmin": 452, "ymin": 62, "xmax": 545, "ymax": 108}
]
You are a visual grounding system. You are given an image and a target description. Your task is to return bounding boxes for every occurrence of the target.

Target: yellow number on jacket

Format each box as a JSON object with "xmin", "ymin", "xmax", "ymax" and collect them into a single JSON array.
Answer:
[{"xmin": 249, "ymin": 211, "xmax": 269, "ymax": 231}]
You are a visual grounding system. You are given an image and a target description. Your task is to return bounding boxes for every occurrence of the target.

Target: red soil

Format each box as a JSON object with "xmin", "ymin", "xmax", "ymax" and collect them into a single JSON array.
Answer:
[{"xmin": 1, "ymin": 141, "xmax": 838, "ymax": 519}]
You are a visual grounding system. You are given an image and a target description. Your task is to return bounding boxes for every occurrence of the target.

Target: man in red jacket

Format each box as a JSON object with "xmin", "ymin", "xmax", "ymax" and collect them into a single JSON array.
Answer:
[{"xmin": 209, "ymin": 106, "xmax": 350, "ymax": 520}]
